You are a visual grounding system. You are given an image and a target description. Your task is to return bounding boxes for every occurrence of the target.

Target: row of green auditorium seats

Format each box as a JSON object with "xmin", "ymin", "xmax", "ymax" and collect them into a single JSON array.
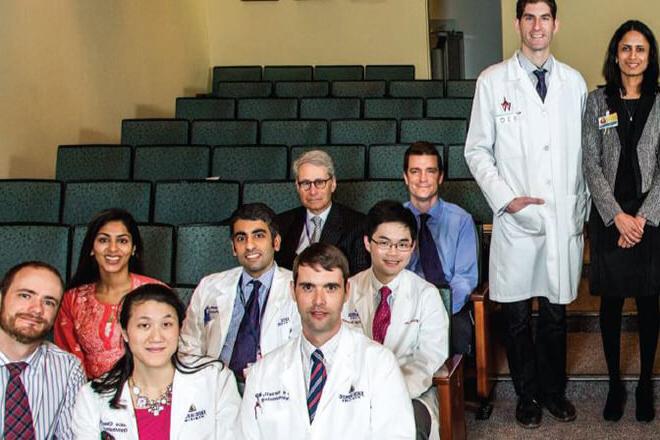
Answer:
[
  {"xmin": 56, "ymin": 144, "xmax": 474, "ymax": 183},
  {"xmin": 119, "ymin": 118, "xmax": 467, "ymax": 147},
  {"xmin": 0, "ymin": 178, "xmax": 492, "ymax": 226},
  {"xmin": 0, "ymin": 223, "xmax": 234, "ymax": 303},
  {"xmin": 211, "ymin": 80, "xmax": 476, "ymax": 99},
  {"xmin": 175, "ymin": 97, "xmax": 473, "ymax": 120},
  {"xmin": 213, "ymin": 65, "xmax": 415, "ymax": 83}
]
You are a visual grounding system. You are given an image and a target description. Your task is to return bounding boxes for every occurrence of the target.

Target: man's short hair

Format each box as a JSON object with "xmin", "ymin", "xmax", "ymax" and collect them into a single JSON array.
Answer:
[
  {"xmin": 292, "ymin": 150, "xmax": 335, "ymax": 180},
  {"xmin": 365, "ymin": 200, "xmax": 418, "ymax": 241},
  {"xmin": 403, "ymin": 141, "xmax": 443, "ymax": 173},
  {"xmin": 229, "ymin": 203, "xmax": 279, "ymax": 239},
  {"xmin": 292, "ymin": 243, "xmax": 349, "ymax": 287},
  {"xmin": 516, "ymin": 0, "xmax": 557, "ymax": 19},
  {"xmin": 0, "ymin": 261, "xmax": 64, "ymax": 296}
]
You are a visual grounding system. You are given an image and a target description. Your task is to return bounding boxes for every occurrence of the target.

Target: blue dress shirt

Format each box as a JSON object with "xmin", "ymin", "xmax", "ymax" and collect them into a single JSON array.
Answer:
[
  {"xmin": 219, "ymin": 264, "xmax": 276, "ymax": 364},
  {"xmin": 405, "ymin": 199, "xmax": 478, "ymax": 314}
]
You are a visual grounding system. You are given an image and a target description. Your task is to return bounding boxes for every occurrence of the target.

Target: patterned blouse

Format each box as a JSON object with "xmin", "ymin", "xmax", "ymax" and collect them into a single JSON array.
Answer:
[{"xmin": 54, "ymin": 273, "xmax": 162, "ymax": 379}]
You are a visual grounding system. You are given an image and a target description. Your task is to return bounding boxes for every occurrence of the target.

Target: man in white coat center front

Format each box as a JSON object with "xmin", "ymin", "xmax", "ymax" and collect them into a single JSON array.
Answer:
[
  {"xmin": 240, "ymin": 242, "xmax": 415, "ymax": 439},
  {"xmin": 464, "ymin": 0, "xmax": 587, "ymax": 430},
  {"xmin": 342, "ymin": 200, "xmax": 449, "ymax": 440},
  {"xmin": 179, "ymin": 203, "xmax": 301, "ymax": 390}
]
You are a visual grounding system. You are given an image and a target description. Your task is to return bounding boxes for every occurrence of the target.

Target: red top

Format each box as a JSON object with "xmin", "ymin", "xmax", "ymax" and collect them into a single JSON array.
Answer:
[
  {"xmin": 54, "ymin": 273, "xmax": 162, "ymax": 378},
  {"xmin": 135, "ymin": 404, "xmax": 172, "ymax": 440}
]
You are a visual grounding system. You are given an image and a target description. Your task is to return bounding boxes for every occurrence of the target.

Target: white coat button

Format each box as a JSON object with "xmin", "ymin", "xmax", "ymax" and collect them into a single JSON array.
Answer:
[
  {"xmin": 544, "ymin": 145, "xmax": 549, "ymax": 151},
  {"xmin": 546, "ymin": 179, "xmax": 552, "ymax": 186}
]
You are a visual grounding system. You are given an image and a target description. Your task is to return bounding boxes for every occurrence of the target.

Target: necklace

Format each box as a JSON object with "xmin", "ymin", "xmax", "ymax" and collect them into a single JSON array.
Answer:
[
  {"xmin": 129, "ymin": 379, "xmax": 172, "ymax": 416},
  {"xmin": 622, "ymin": 99, "xmax": 637, "ymax": 122}
]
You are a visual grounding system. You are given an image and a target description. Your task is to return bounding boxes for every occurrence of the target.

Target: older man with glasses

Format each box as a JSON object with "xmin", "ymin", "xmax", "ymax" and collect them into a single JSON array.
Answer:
[{"xmin": 275, "ymin": 149, "xmax": 370, "ymax": 275}]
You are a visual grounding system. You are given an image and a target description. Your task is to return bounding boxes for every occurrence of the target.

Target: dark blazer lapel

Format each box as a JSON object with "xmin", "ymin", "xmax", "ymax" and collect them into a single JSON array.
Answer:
[
  {"xmin": 320, "ymin": 204, "xmax": 344, "ymax": 246},
  {"xmin": 277, "ymin": 207, "xmax": 307, "ymax": 269}
]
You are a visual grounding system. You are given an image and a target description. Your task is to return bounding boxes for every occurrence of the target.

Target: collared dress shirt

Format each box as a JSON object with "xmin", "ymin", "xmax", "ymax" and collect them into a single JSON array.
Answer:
[
  {"xmin": 296, "ymin": 204, "xmax": 332, "ymax": 254},
  {"xmin": 0, "ymin": 343, "xmax": 85, "ymax": 439},
  {"xmin": 300, "ymin": 326, "xmax": 341, "ymax": 392},
  {"xmin": 219, "ymin": 265, "xmax": 276, "ymax": 364},
  {"xmin": 517, "ymin": 51, "xmax": 554, "ymax": 91},
  {"xmin": 405, "ymin": 199, "xmax": 478, "ymax": 314}
]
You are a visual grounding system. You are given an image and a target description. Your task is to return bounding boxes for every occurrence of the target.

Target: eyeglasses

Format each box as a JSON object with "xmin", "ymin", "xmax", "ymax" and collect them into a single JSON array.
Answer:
[
  {"xmin": 369, "ymin": 238, "xmax": 413, "ymax": 252},
  {"xmin": 297, "ymin": 178, "xmax": 332, "ymax": 191}
]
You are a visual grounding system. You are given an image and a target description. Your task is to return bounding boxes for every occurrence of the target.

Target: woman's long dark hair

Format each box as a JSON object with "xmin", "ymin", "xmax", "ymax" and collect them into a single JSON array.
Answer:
[
  {"xmin": 90, "ymin": 284, "xmax": 221, "ymax": 409},
  {"xmin": 68, "ymin": 208, "xmax": 144, "ymax": 290},
  {"xmin": 603, "ymin": 20, "xmax": 659, "ymax": 97}
]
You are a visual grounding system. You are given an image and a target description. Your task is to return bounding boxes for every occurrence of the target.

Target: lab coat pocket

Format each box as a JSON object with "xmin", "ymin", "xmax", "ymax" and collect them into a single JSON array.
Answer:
[
  {"xmin": 501, "ymin": 204, "xmax": 545, "ymax": 236},
  {"xmin": 564, "ymin": 192, "xmax": 588, "ymax": 236},
  {"xmin": 494, "ymin": 111, "xmax": 524, "ymax": 159}
]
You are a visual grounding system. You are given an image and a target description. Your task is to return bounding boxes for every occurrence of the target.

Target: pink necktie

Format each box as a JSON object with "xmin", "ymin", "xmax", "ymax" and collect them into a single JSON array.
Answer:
[{"xmin": 372, "ymin": 286, "xmax": 392, "ymax": 344}]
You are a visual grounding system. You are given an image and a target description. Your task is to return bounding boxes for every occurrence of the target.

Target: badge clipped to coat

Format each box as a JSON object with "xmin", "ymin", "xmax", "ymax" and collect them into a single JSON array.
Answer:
[{"xmin": 598, "ymin": 111, "xmax": 618, "ymax": 130}]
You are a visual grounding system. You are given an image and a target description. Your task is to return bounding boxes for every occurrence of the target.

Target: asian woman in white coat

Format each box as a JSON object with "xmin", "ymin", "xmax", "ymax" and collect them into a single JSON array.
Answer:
[{"xmin": 72, "ymin": 284, "xmax": 241, "ymax": 439}]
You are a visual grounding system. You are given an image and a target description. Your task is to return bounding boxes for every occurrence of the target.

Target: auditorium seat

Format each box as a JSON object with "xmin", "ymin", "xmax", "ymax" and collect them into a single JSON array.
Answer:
[
  {"xmin": 133, "ymin": 145, "xmax": 211, "ymax": 181},
  {"xmin": 331, "ymin": 80, "xmax": 387, "ymax": 98},
  {"xmin": 363, "ymin": 98, "xmax": 424, "ymax": 120},
  {"xmin": 291, "ymin": 145, "xmax": 366, "ymax": 180},
  {"xmin": 0, "ymin": 224, "xmax": 70, "ymax": 280},
  {"xmin": 242, "ymin": 180, "xmax": 300, "ymax": 214},
  {"xmin": 446, "ymin": 144, "xmax": 472, "ymax": 180},
  {"xmin": 153, "ymin": 181, "xmax": 239, "ymax": 225},
  {"xmin": 175, "ymin": 286, "xmax": 195, "ymax": 307},
  {"xmin": 175, "ymin": 98, "xmax": 236, "ymax": 120},
  {"xmin": 191, "ymin": 120, "xmax": 258, "ymax": 145},
  {"xmin": 212, "ymin": 145, "xmax": 289, "ymax": 181},
  {"xmin": 438, "ymin": 180, "xmax": 492, "ymax": 225},
  {"xmin": 334, "ymin": 179, "xmax": 408, "ymax": 214},
  {"xmin": 62, "ymin": 181, "xmax": 152, "ymax": 225},
  {"xmin": 446, "ymin": 79, "xmax": 477, "ymax": 98},
  {"xmin": 0, "ymin": 180, "xmax": 62, "ymax": 223},
  {"xmin": 212, "ymin": 65, "xmax": 262, "ymax": 83},
  {"xmin": 70, "ymin": 224, "xmax": 175, "ymax": 285},
  {"xmin": 300, "ymin": 98, "xmax": 361, "ymax": 120},
  {"xmin": 121, "ymin": 119, "xmax": 189, "ymax": 146},
  {"xmin": 56, "ymin": 145, "xmax": 132, "ymax": 181},
  {"xmin": 426, "ymin": 98, "xmax": 473, "ymax": 119},
  {"xmin": 330, "ymin": 119, "xmax": 397, "ymax": 145},
  {"xmin": 175, "ymin": 224, "xmax": 235, "ymax": 286},
  {"xmin": 260, "ymin": 120, "xmax": 328, "ymax": 146},
  {"xmin": 368, "ymin": 144, "xmax": 443, "ymax": 179},
  {"xmin": 214, "ymin": 81, "xmax": 272, "ymax": 98},
  {"xmin": 237, "ymin": 98, "xmax": 298, "ymax": 120},
  {"xmin": 388, "ymin": 80, "xmax": 445, "ymax": 98},
  {"xmin": 400, "ymin": 118, "xmax": 467, "ymax": 145},
  {"xmin": 274, "ymin": 81, "xmax": 329, "ymax": 98},
  {"xmin": 365, "ymin": 65, "xmax": 415, "ymax": 81},
  {"xmin": 263, "ymin": 65, "xmax": 313, "ymax": 81},
  {"xmin": 313, "ymin": 65, "xmax": 364, "ymax": 81}
]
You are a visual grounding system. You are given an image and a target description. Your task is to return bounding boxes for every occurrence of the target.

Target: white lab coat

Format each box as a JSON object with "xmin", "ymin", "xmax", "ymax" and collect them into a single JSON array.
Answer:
[
  {"xmin": 464, "ymin": 52, "xmax": 588, "ymax": 304},
  {"xmin": 342, "ymin": 269, "xmax": 448, "ymax": 440},
  {"xmin": 72, "ymin": 364, "xmax": 241, "ymax": 439},
  {"xmin": 239, "ymin": 325, "xmax": 415, "ymax": 439},
  {"xmin": 179, "ymin": 266, "xmax": 301, "ymax": 362}
]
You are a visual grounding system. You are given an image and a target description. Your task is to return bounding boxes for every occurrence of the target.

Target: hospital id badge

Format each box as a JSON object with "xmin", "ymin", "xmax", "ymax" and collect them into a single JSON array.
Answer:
[{"xmin": 598, "ymin": 112, "xmax": 618, "ymax": 130}]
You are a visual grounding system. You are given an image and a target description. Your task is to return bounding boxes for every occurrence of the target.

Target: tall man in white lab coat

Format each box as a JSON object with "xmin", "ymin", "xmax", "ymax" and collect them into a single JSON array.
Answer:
[
  {"xmin": 464, "ymin": 0, "xmax": 587, "ymax": 429},
  {"xmin": 179, "ymin": 203, "xmax": 301, "ymax": 389},
  {"xmin": 240, "ymin": 243, "xmax": 415, "ymax": 439},
  {"xmin": 342, "ymin": 200, "xmax": 449, "ymax": 440}
]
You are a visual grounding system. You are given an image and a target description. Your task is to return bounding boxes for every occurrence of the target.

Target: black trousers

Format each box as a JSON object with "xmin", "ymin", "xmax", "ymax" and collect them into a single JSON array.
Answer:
[
  {"xmin": 451, "ymin": 304, "xmax": 474, "ymax": 355},
  {"xmin": 501, "ymin": 297, "xmax": 567, "ymax": 400}
]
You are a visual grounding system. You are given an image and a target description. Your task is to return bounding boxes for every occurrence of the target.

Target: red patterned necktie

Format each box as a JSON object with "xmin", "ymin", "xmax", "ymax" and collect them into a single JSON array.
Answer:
[
  {"xmin": 372, "ymin": 286, "xmax": 392, "ymax": 344},
  {"xmin": 4, "ymin": 362, "xmax": 36, "ymax": 440}
]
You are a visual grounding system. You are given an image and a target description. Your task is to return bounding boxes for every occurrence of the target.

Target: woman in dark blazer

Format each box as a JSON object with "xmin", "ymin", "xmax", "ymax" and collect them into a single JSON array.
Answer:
[{"xmin": 582, "ymin": 20, "xmax": 660, "ymax": 423}]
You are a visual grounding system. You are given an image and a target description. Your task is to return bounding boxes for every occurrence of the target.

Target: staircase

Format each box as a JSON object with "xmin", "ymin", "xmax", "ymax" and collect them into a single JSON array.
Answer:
[{"xmin": 466, "ymin": 239, "xmax": 660, "ymax": 438}]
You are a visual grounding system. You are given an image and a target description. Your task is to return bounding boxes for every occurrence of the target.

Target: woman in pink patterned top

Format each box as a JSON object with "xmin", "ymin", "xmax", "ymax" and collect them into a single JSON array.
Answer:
[{"xmin": 54, "ymin": 208, "xmax": 163, "ymax": 378}]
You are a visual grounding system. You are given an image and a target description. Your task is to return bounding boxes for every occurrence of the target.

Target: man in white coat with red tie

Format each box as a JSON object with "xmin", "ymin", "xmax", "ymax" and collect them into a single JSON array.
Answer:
[
  {"xmin": 240, "ymin": 243, "xmax": 415, "ymax": 439},
  {"xmin": 464, "ymin": 0, "xmax": 587, "ymax": 429},
  {"xmin": 179, "ymin": 203, "xmax": 301, "ymax": 389}
]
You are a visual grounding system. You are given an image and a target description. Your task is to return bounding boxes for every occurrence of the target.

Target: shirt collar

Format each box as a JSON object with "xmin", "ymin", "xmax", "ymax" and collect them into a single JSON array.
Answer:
[
  {"xmin": 368, "ymin": 267, "xmax": 403, "ymax": 297},
  {"xmin": 240, "ymin": 263, "xmax": 277, "ymax": 293},
  {"xmin": 517, "ymin": 50, "xmax": 554, "ymax": 76},
  {"xmin": 306, "ymin": 204, "xmax": 332, "ymax": 227},
  {"xmin": 0, "ymin": 342, "xmax": 45, "ymax": 368},
  {"xmin": 301, "ymin": 324, "xmax": 342, "ymax": 364},
  {"xmin": 405, "ymin": 198, "xmax": 444, "ymax": 220}
]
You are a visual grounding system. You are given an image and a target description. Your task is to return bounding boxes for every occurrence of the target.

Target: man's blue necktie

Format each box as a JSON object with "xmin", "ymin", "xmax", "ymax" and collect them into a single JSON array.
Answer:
[
  {"xmin": 418, "ymin": 213, "xmax": 448, "ymax": 288},
  {"xmin": 229, "ymin": 280, "xmax": 262, "ymax": 380},
  {"xmin": 534, "ymin": 69, "xmax": 547, "ymax": 102}
]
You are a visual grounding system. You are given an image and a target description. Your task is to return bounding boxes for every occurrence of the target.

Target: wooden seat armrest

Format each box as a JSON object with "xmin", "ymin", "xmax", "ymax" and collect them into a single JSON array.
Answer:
[
  {"xmin": 432, "ymin": 354, "xmax": 464, "ymax": 385},
  {"xmin": 469, "ymin": 282, "xmax": 489, "ymax": 302}
]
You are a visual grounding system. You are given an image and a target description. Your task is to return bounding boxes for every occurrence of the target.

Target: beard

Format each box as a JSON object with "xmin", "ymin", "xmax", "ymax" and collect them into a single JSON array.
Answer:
[{"xmin": 0, "ymin": 311, "xmax": 50, "ymax": 344}]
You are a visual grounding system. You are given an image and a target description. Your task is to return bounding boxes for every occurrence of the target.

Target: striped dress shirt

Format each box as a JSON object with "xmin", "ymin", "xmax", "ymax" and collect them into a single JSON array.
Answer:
[{"xmin": 0, "ymin": 342, "xmax": 86, "ymax": 440}]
